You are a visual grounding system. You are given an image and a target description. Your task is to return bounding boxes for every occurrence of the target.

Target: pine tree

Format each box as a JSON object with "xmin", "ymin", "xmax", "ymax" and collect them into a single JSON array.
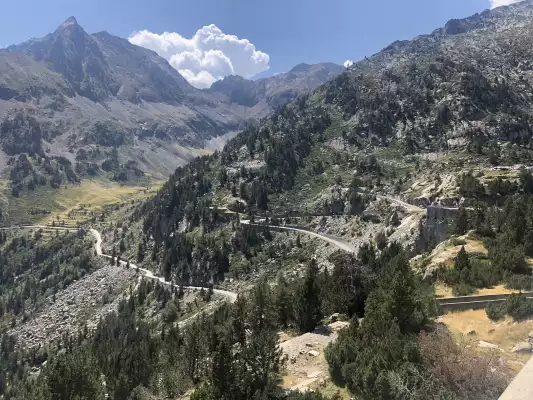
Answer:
[
  {"xmin": 137, "ymin": 241, "xmax": 145, "ymax": 262},
  {"xmin": 249, "ymin": 277, "xmax": 276, "ymax": 333},
  {"xmin": 454, "ymin": 246, "xmax": 470, "ymax": 272},
  {"xmin": 211, "ymin": 336, "xmax": 234, "ymax": 399},
  {"xmin": 274, "ymin": 273, "xmax": 292, "ymax": 328},
  {"xmin": 295, "ymin": 259, "xmax": 322, "ymax": 333},
  {"xmin": 232, "ymin": 294, "xmax": 247, "ymax": 348}
]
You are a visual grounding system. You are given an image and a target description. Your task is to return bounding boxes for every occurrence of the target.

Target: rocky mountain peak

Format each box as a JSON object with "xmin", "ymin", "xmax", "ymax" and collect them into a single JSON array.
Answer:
[
  {"xmin": 58, "ymin": 16, "xmax": 79, "ymax": 29},
  {"xmin": 289, "ymin": 63, "xmax": 312, "ymax": 74},
  {"xmin": 55, "ymin": 16, "xmax": 87, "ymax": 41}
]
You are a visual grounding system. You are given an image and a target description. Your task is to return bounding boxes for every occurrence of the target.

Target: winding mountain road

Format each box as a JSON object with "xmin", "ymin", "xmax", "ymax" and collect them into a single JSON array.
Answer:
[
  {"xmin": 89, "ymin": 228, "xmax": 238, "ymax": 302},
  {"xmin": 375, "ymin": 195, "xmax": 425, "ymax": 214},
  {"xmin": 240, "ymin": 219, "xmax": 357, "ymax": 253},
  {"xmin": 6, "ymin": 225, "xmax": 238, "ymax": 303}
]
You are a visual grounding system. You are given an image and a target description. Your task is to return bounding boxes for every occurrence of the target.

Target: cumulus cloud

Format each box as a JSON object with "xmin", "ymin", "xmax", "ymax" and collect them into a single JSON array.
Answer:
[
  {"xmin": 490, "ymin": 0, "xmax": 522, "ymax": 9},
  {"xmin": 129, "ymin": 24, "xmax": 270, "ymax": 88},
  {"xmin": 344, "ymin": 60, "xmax": 354, "ymax": 68}
]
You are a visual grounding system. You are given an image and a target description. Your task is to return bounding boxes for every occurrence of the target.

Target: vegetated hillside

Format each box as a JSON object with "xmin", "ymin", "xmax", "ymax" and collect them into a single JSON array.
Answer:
[
  {"xmin": 326, "ymin": 1, "xmax": 533, "ymax": 154},
  {"xmin": 118, "ymin": 4, "xmax": 533, "ymax": 397},
  {"xmin": 0, "ymin": 17, "xmax": 341, "ymax": 199},
  {"xmin": 139, "ymin": 0, "xmax": 533, "ymax": 247}
]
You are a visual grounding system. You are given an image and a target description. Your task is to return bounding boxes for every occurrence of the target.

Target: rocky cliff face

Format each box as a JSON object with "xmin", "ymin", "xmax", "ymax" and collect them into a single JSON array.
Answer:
[
  {"xmin": 420, "ymin": 206, "xmax": 459, "ymax": 250},
  {"xmin": 11, "ymin": 17, "xmax": 193, "ymax": 103}
]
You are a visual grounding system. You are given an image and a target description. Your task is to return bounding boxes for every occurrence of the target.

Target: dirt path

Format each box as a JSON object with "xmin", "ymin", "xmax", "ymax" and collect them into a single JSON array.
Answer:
[{"xmin": 92, "ymin": 228, "xmax": 238, "ymax": 302}]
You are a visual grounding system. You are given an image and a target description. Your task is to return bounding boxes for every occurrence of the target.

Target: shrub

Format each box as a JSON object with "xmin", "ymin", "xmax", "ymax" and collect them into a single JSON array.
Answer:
[
  {"xmin": 485, "ymin": 303, "xmax": 505, "ymax": 321},
  {"xmin": 469, "ymin": 258, "xmax": 501, "ymax": 288},
  {"xmin": 420, "ymin": 329, "xmax": 510, "ymax": 398},
  {"xmin": 506, "ymin": 274, "xmax": 533, "ymax": 291},
  {"xmin": 505, "ymin": 294, "xmax": 533, "ymax": 321},
  {"xmin": 452, "ymin": 283, "xmax": 476, "ymax": 297},
  {"xmin": 375, "ymin": 231, "xmax": 387, "ymax": 250}
]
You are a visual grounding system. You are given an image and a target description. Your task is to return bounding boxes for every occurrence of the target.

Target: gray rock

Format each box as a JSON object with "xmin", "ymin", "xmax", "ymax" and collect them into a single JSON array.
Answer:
[
  {"xmin": 330, "ymin": 313, "xmax": 341, "ymax": 322},
  {"xmin": 511, "ymin": 342, "xmax": 532, "ymax": 353},
  {"xmin": 478, "ymin": 341, "xmax": 500, "ymax": 350}
]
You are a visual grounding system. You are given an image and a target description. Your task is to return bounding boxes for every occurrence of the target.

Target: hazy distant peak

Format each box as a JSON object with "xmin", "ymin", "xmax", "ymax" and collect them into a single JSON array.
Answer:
[{"xmin": 58, "ymin": 16, "xmax": 80, "ymax": 30}]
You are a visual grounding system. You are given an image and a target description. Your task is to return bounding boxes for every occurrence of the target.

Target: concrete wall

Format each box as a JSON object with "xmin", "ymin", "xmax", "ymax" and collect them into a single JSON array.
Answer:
[{"xmin": 499, "ymin": 355, "xmax": 533, "ymax": 400}]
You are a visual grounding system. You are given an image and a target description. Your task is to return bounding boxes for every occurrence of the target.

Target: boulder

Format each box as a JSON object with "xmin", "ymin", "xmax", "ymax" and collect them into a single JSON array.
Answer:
[
  {"xmin": 478, "ymin": 341, "xmax": 500, "ymax": 350},
  {"xmin": 511, "ymin": 342, "xmax": 532, "ymax": 353},
  {"xmin": 308, "ymin": 350, "xmax": 320, "ymax": 357},
  {"xmin": 329, "ymin": 313, "xmax": 341, "ymax": 322}
]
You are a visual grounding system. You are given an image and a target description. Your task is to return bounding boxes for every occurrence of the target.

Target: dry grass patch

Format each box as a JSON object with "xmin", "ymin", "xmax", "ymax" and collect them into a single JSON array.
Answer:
[
  {"xmin": 439, "ymin": 309, "xmax": 533, "ymax": 373},
  {"xmin": 29, "ymin": 179, "xmax": 160, "ymax": 225},
  {"xmin": 435, "ymin": 284, "xmax": 518, "ymax": 298}
]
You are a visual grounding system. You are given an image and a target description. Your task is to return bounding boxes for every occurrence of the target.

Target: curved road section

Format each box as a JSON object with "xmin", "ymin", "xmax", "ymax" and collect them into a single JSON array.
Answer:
[
  {"xmin": 240, "ymin": 219, "xmax": 356, "ymax": 253},
  {"xmin": 89, "ymin": 228, "xmax": 237, "ymax": 302},
  {"xmin": 3, "ymin": 226, "xmax": 237, "ymax": 303}
]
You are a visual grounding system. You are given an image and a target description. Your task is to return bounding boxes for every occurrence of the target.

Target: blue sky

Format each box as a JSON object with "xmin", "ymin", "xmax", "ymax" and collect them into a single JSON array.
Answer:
[{"xmin": 0, "ymin": 0, "xmax": 517, "ymax": 87}]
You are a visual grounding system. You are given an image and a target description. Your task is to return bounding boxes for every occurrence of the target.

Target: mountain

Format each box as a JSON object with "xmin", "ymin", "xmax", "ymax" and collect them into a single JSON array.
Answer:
[
  {"xmin": 121, "ymin": 5, "xmax": 533, "ymax": 397},
  {"xmin": 3, "ymin": 4, "xmax": 533, "ymax": 400},
  {"xmin": 143, "ymin": 0, "xmax": 533, "ymax": 246},
  {"xmin": 9, "ymin": 17, "xmax": 193, "ymax": 103},
  {"xmin": 208, "ymin": 62, "xmax": 344, "ymax": 108},
  {"xmin": 324, "ymin": 0, "xmax": 533, "ymax": 154},
  {"xmin": 0, "ymin": 18, "xmax": 342, "ymax": 193}
]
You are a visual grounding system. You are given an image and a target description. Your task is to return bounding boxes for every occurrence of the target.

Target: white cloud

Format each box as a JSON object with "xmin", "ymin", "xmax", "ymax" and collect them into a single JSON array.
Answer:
[
  {"xmin": 490, "ymin": 0, "xmax": 522, "ymax": 9},
  {"xmin": 344, "ymin": 60, "xmax": 354, "ymax": 68},
  {"xmin": 129, "ymin": 24, "xmax": 270, "ymax": 89}
]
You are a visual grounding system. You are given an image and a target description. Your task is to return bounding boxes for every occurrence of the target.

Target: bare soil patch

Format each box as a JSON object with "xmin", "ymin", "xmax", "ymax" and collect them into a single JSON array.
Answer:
[{"xmin": 280, "ymin": 321, "xmax": 349, "ymax": 393}]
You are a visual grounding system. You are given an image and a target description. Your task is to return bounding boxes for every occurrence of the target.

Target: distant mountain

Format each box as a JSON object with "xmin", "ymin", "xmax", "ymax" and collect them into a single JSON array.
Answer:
[
  {"xmin": 10, "ymin": 17, "xmax": 193, "ymax": 103},
  {"xmin": 0, "ymin": 17, "xmax": 342, "ymax": 191},
  {"xmin": 208, "ymin": 62, "xmax": 343, "ymax": 108}
]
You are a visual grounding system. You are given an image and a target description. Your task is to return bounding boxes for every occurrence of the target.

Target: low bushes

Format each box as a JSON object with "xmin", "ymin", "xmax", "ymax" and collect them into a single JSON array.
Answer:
[
  {"xmin": 485, "ymin": 294, "xmax": 533, "ymax": 321},
  {"xmin": 505, "ymin": 274, "xmax": 533, "ymax": 291}
]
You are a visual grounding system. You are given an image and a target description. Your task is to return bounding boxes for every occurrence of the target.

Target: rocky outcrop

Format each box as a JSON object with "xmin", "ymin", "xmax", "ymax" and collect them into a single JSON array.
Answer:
[{"xmin": 419, "ymin": 205, "xmax": 459, "ymax": 250}]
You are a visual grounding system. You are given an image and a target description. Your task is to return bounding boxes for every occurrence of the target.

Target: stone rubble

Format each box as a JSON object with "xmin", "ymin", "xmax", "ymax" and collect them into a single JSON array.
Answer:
[{"xmin": 9, "ymin": 262, "xmax": 136, "ymax": 349}]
